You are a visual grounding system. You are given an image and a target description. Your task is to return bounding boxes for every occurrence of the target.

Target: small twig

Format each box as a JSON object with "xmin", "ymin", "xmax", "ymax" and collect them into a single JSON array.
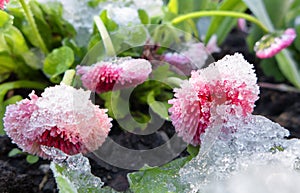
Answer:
[{"xmin": 258, "ymin": 82, "xmax": 300, "ymax": 93}]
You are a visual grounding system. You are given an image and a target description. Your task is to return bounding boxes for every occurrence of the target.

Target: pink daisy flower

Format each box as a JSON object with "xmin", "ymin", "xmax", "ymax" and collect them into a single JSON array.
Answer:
[
  {"xmin": 3, "ymin": 84, "xmax": 112, "ymax": 159},
  {"xmin": 76, "ymin": 57, "xmax": 152, "ymax": 93},
  {"xmin": 168, "ymin": 53, "xmax": 259, "ymax": 146},
  {"xmin": 0, "ymin": 0, "xmax": 9, "ymax": 9},
  {"xmin": 254, "ymin": 28, "xmax": 297, "ymax": 59},
  {"xmin": 163, "ymin": 35, "xmax": 220, "ymax": 75}
]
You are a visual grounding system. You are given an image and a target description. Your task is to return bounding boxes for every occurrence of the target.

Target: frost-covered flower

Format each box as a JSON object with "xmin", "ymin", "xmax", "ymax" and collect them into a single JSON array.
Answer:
[
  {"xmin": 254, "ymin": 28, "xmax": 297, "ymax": 59},
  {"xmin": 76, "ymin": 57, "xmax": 152, "ymax": 94},
  {"xmin": 163, "ymin": 35, "xmax": 220, "ymax": 75},
  {"xmin": 3, "ymin": 84, "xmax": 112, "ymax": 159},
  {"xmin": 0, "ymin": 0, "xmax": 9, "ymax": 9},
  {"xmin": 168, "ymin": 53, "xmax": 259, "ymax": 145}
]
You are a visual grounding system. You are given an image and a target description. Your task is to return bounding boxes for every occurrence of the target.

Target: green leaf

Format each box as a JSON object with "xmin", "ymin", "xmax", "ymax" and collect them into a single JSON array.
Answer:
[
  {"xmin": 122, "ymin": 25, "xmax": 148, "ymax": 47},
  {"xmin": 100, "ymin": 10, "xmax": 118, "ymax": 32},
  {"xmin": 0, "ymin": 10, "xmax": 13, "ymax": 29},
  {"xmin": 50, "ymin": 153, "xmax": 104, "ymax": 193},
  {"xmin": 262, "ymin": 0, "xmax": 292, "ymax": 29},
  {"xmin": 147, "ymin": 91, "xmax": 170, "ymax": 120},
  {"xmin": 21, "ymin": 49, "xmax": 43, "ymax": 69},
  {"xmin": 8, "ymin": 148, "xmax": 22, "ymax": 157},
  {"xmin": 100, "ymin": 91, "xmax": 128, "ymax": 120},
  {"xmin": 3, "ymin": 26, "xmax": 29, "ymax": 55},
  {"xmin": 205, "ymin": 0, "xmax": 247, "ymax": 44},
  {"xmin": 52, "ymin": 164, "xmax": 78, "ymax": 193},
  {"xmin": 275, "ymin": 50, "xmax": 300, "ymax": 89},
  {"xmin": 3, "ymin": 95, "xmax": 23, "ymax": 106},
  {"xmin": 177, "ymin": 0, "xmax": 204, "ymax": 14},
  {"xmin": 259, "ymin": 58, "xmax": 285, "ymax": 82},
  {"xmin": 242, "ymin": 0, "xmax": 274, "ymax": 31},
  {"xmin": 168, "ymin": 0, "xmax": 178, "ymax": 14},
  {"xmin": 294, "ymin": 24, "xmax": 300, "ymax": 52},
  {"xmin": 138, "ymin": 9, "xmax": 150, "ymax": 25},
  {"xmin": 21, "ymin": 1, "xmax": 52, "ymax": 49},
  {"xmin": 128, "ymin": 157, "xmax": 191, "ymax": 193},
  {"xmin": 0, "ymin": 51, "xmax": 15, "ymax": 74},
  {"xmin": 43, "ymin": 46, "xmax": 74, "ymax": 82},
  {"xmin": 187, "ymin": 144, "xmax": 200, "ymax": 158},
  {"xmin": 26, "ymin": 154, "xmax": 39, "ymax": 164}
]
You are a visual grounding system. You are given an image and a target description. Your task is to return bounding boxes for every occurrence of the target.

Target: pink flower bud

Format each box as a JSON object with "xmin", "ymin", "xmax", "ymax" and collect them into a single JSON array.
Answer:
[
  {"xmin": 254, "ymin": 28, "xmax": 297, "ymax": 59},
  {"xmin": 76, "ymin": 57, "xmax": 152, "ymax": 93},
  {"xmin": 168, "ymin": 53, "xmax": 259, "ymax": 145},
  {"xmin": 3, "ymin": 84, "xmax": 112, "ymax": 159}
]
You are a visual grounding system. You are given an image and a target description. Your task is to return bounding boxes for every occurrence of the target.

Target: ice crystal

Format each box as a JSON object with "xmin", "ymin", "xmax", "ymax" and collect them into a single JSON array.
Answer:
[
  {"xmin": 45, "ymin": 146, "xmax": 104, "ymax": 192},
  {"xmin": 179, "ymin": 114, "xmax": 300, "ymax": 193}
]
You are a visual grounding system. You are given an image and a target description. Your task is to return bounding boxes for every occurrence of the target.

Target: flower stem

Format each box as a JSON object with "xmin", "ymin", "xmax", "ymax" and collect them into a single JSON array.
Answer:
[
  {"xmin": 19, "ymin": 0, "xmax": 49, "ymax": 54},
  {"xmin": 61, "ymin": 69, "xmax": 75, "ymax": 86},
  {"xmin": 93, "ymin": 16, "xmax": 116, "ymax": 57},
  {"xmin": 171, "ymin": 11, "xmax": 269, "ymax": 33}
]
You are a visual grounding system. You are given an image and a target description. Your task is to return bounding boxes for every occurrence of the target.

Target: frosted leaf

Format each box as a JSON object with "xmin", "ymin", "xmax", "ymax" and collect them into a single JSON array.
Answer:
[
  {"xmin": 180, "ymin": 115, "xmax": 300, "ymax": 193},
  {"xmin": 48, "ymin": 147, "xmax": 104, "ymax": 192}
]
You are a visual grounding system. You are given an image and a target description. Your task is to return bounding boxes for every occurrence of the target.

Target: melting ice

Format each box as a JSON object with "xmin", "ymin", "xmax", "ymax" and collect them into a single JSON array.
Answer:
[{"xmin": 180, "ymin": 115, "xmax": 300, "ymax": 193}]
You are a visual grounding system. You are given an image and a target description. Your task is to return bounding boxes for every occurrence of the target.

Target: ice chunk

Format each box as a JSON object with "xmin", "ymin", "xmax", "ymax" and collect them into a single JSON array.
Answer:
[
  {"xmin": 44, "ymin": 146, "xmax": 104, "ymax": 192},
  {"xmin": 180, "ymin": 115, "xmax": 300, "ymax": 193}
]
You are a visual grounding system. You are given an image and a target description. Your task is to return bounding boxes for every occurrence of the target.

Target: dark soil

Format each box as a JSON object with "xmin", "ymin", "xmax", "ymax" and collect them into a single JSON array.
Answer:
[{"xmin": 0, "ymin": 29, "xmax": 299, "ymax": 193}]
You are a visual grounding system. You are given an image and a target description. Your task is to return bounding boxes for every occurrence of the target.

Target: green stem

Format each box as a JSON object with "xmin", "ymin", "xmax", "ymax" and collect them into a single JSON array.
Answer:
[
  {"xmin": 171, "ymin": 10, "xmax": 269, "ymax": 33},
  {"xmin": 19, "ymin": 0, "xmax": 49, "ymax": 54},
  {"xmin": 61, "ymin": 69, "xmax": 75, "ymax": 86},
  {"xmin": 93, "ymin": 16, "xmax": 116, "ymax": 57},
  {"xmin": 0, "ymin": 80, "xmax": 48, "ymax": 102}
]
